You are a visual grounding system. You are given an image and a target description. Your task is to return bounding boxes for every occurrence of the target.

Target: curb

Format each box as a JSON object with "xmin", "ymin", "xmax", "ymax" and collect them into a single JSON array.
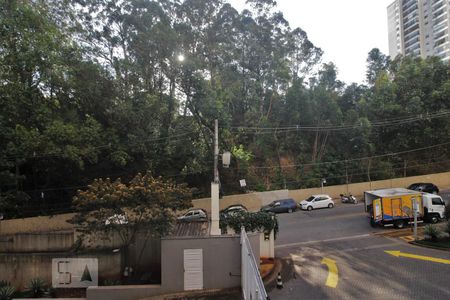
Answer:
[
  {"xmin": 263, "ymin": 258, "xmax": 282, "ymax": 286},
  {"xmin": 408, "ymin": 241, "xmax": 450, "ymax": 252},
  {"xmin": 139, "ymin": 287, "xmax": 241, "ymax": 300}
]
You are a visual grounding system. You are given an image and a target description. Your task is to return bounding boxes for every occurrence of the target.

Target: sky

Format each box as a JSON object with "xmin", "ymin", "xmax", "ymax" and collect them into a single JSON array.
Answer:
[{"xmin": 228, "ymin": 0, "xmax": 395, "ymax": 85}]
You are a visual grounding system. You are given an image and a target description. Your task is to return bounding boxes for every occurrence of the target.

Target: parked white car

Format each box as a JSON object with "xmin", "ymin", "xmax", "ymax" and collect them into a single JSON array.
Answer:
[{"xmin": 300, "ymin": 195, "xmax": 334, "ymax": 211}]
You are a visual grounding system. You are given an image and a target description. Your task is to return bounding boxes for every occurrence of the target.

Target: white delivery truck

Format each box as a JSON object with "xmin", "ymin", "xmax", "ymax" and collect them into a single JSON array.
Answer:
[{"xmin": 364, "ymin": 188, "xmax": 446, "ymax": 228}]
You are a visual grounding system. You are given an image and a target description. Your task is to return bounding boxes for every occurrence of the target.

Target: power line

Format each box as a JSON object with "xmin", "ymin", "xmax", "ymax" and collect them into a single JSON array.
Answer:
[
  {"xmin": 247, "ymin": 141, "xmax": 450, "ymax": 170},
  {"xmin": 1, "ymin": 130, "xmax": 200, "ymax": 161},
  {"xmin": 20, "ymin": 167, "xmax": 213, "ymax": 194},
  {"xmin": 243, "ymin": 158, "xmax": 450, "ymax": 189},
  {"xmin": 229, "ymin": 110, "xmax": 450, "ymax": 132}
]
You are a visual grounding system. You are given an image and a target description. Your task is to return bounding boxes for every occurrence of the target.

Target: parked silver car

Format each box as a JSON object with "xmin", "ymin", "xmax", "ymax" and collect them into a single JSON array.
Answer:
[{"xmin": 177, "ymin": 208, "xmax": 207, "ymax": 222}]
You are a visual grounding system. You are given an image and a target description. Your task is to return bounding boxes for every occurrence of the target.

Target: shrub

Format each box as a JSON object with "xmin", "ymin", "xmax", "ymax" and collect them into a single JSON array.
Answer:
[
  {"xmin": 219, "ymin": 211, "xmax": 279, "ymax": 238},
  {"xmin": 102, "ymin": 279, "xmax": 122, "ymax": 286},
  {"xmin": 445, "ymin": 204, "xmax": 450, "ymax": 220},
  {"xmin": 424, "ymin": 224, "xmax": 440, "ymax": 242},
  {"xmin": 26, "ymin": 278, "xmax": 47, "ymax": 298},
  {"xmin": 445, "ymin": 220, "xmax": 450, "ymax": 235},
  {"xmin": 0, "ymin": 285, "xmax": 15, "ymax": 300}
]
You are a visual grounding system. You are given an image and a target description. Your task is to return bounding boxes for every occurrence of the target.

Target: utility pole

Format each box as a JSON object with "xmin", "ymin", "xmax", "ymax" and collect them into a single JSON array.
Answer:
[
  {"xmin": 210, "ymin": 119, "xmax": 221, "ymax": 235},
  {"xmin": 413, "ymin": 198, "xmax": 418, "ymax": 241},
  {"xmin": 345, "ymin": 160, "xmax": 349, "ymax": 194},
  {"xmin": 214, "ymin": 119, "xmax": 219, "ymax": 183}
]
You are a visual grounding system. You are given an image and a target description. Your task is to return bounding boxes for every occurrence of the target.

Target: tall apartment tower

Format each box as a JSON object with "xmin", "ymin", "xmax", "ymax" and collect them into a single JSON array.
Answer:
[{"xmin": 387, "ymin": 0, "xmax": 450, "ymax": 61}]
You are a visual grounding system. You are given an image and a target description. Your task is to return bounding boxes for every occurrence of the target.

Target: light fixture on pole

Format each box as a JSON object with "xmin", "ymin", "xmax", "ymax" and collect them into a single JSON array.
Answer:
[
  {"xmin": 222, "ymin": 151, "xmax": 231, "ymax": 168},
  {"xmin": 321, "ymin": 178, "xmax": 326, "ymax": 193}
]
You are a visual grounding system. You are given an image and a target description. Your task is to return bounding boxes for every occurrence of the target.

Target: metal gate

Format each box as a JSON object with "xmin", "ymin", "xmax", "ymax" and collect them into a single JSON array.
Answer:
[{"xmin": 241, "ymin": 228, "xmax": 268, "ymax": 300}]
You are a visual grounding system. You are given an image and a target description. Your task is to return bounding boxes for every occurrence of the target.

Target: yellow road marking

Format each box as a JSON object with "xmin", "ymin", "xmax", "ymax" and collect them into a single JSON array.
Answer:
[
  {"xmin": 400, "ymin": 236, "xmax": 414, "ymax": 242},
  {"xmin": 385, "ymin": 250, "xmax": 450, "ymax": 265},
  {"xmin": 321, "ymin": 257, "xmax": 338, "ymax": 288}
]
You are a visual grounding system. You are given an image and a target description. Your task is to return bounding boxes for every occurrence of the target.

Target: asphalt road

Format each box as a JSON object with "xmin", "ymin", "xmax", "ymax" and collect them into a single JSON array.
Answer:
[{"xmin": 268, "ymin": 193, "xmax": 450, "ymax": 300}]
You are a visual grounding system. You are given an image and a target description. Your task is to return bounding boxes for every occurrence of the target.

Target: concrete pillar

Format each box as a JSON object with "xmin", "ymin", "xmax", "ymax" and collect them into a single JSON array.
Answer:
[
  {"xmin": 259, "ymin": 230, "xmax": 275, "ymax": 258},
  {"xmin": 210, "ymin": 182, "xmax": 221, "ymax": 235}
]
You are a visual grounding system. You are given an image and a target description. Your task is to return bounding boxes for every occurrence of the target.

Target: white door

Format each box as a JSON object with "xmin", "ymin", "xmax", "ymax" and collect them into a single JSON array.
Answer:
[{"xmin": 184, "ymin": 249, "xmax": 203, "ymax": 290}]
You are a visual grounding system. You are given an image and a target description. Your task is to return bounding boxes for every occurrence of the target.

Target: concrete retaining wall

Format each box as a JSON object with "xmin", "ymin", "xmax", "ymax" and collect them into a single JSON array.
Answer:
[
  {"xmin": 0, "ymin": 230, "xmax": 74, "ymax": 253},
  {"xmin": 0, "ymin": 213, "xmax": 74, "ymax": 235},
  {"xmin": 288, "ymin": 171, "xmax": 450, "ymax": 201},
  {"xmin": 1, "ymin": 172, "xmax": 449, "ymax": 236},
  {"xmin": 191, "ymin": 189, "xmax": 288, "ymax": 213},
  {"xmin": 86, "ymin": 233, "xmax": 259, "ymax": 300},
  {"xmin": 0, "ymin": 252, "xmax": 121, "ymax": 290}
]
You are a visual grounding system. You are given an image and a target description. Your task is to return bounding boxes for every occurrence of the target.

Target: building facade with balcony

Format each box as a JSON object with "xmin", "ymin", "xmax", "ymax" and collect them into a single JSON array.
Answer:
[{"xmin": 387, "ymin": 0, "xmax": 450, "ymax": 61}]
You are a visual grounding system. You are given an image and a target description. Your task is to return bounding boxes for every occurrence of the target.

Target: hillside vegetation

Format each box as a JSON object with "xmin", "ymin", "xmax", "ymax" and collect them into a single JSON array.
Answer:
[{"xmin": 1, "ymin": 0, "xmax": 449, "ymax": 217}]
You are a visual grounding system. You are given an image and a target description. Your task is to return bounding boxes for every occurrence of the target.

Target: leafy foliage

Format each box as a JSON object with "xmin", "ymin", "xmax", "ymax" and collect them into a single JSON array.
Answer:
[
  {"xmin": 424, "ymin": 224, "xmax": 440, "ymax": 242},
  {"xmin": 0, "ymin": 285, "xmax": 15, "ymax": 300},
  {"xmin": 25, "ymin": 278, "xmax": 47, "ymax": 298},
  {"xmin": 0, "ymin": 0, "xmax": 450, "ymax": 218},
  {"xmin": 71, "ymin": 172, "xmax": 192, "ymax": 248},
  {"xmin": 445, "ymin": 220, "xmax": 450, "ymax": 235},
  {"xmin": 219, "ymin": 211, "xmax": 278, "ymax": 238}
]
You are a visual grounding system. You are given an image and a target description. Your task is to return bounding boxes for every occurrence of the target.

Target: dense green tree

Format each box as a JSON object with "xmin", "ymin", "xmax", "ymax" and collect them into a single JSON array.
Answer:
[{"xmin": 0, "ymin": 1, "xmax": 449, "ymax": 216}]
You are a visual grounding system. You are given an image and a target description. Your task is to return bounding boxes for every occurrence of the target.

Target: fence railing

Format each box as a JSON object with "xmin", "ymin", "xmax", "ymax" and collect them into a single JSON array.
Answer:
[{"xmin": 241, "ymin": 228, "xmax": 268, "ymax": 300}]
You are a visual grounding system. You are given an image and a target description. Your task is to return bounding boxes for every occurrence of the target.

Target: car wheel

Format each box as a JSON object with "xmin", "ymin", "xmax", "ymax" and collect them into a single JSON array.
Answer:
[
  {"xmin": 394, "ymin": 220, "xmax": 405, "ymax": 229},
  {"xmin": 288, "ymin": 208, "xmax": 293, "ymax": 213},
  {"xmin": 328, "ymin": 203, "xmax": 334, "ymax": 208},
  {"xmin": 307, "ymin": 206, "xmax": 313, "ymax": 211}
]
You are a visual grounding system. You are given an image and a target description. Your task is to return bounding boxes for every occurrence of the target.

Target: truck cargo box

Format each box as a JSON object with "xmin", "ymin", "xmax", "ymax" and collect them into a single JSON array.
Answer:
[{"xmin": 364, "ymin": 188, "xmax": 423, "ymax": 228}]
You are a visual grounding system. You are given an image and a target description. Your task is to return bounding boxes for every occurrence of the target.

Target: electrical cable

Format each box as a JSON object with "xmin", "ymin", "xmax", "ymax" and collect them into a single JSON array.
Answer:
[
  {"xmin": 246, "ymin": 141, "xmax": 450, "ymax": 170},
  {"xmin": 229, "ymin": 110, "xmax": 450, "ymax": 132}
]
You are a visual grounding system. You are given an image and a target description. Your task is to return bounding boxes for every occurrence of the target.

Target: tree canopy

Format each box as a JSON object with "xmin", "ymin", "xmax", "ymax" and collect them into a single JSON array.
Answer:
[{"xmin": 1, "ymin": 0, "xmax": 449, "ymax": 217}]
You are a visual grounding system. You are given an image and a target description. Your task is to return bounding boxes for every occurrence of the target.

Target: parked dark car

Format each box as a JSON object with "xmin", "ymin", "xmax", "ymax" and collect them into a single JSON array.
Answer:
[
  {"xmin": 260, "ymin": 198, "xmax": 298, "ymax": 214},
  {"xmin": 407, "ymin": 183, "xmax": 439, "ymax": 194},
  {"xmin": 177, "ymin": 208, "xmax": 207, "ymax": 222},
  {"xmin": 220, "ymin": 204, "xmax": 248, "ymax": 219}
]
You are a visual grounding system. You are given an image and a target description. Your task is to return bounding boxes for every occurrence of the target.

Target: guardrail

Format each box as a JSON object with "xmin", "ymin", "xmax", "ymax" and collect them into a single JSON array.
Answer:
[{"xmin": 241, "ymin": 227, "xmax": 268, "ymax": 300}]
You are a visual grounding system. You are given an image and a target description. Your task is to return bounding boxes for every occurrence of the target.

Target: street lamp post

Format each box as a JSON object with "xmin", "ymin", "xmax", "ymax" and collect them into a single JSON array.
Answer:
[
  {"xmin": 321, "ymin": 178, "xmax": 326, "ymax": 193},
  {"xmin": 413, "ymin": 198, "xmax": 418, "ymax": 241}
]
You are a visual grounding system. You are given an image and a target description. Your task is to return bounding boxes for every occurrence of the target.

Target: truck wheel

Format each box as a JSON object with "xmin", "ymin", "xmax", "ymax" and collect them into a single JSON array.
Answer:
[
  {"xmin": 307, "ymin": 206, "xmax": 313, "ymax": 211},
  {"xmin": 394, "ymin": 220, "xmax": 405, "ymax": 229},
  {"xmin": 430, "ymin": 215, "xmax": 439, "ymax": 224}
]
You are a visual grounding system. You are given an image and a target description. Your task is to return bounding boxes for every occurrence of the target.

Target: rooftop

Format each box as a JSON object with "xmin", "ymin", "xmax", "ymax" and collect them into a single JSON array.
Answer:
[
  {"xmin": 169, "ymin": 221, "xmax": 210, "ymax": 237},
  {"xmin": 365, "ymin": 188, "xmax": 421, "ymax": 197}
]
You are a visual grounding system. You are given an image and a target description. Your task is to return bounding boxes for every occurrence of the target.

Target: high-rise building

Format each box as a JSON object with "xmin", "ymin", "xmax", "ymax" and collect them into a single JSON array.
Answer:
[{"xmin": 387, "ymin": 0, "xmax": 450, "ymax": 62}]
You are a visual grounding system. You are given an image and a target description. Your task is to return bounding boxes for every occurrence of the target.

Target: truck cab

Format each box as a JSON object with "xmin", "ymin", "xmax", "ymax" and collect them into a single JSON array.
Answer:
[{"xmin": 421, "ymin": 193, "xmax": 446, "ymax": 223}]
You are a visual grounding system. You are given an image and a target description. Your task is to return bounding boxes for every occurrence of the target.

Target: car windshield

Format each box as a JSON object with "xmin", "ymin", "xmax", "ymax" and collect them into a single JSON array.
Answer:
[
  {"xmin": 229, "ymin": 206, "xmax": 243, "ymax": 211},
  {"xmin": 305, "ymin": 196, "xmax": 315, "ymax": 202},
  {"xmin": 408, "ymin": 184, "xmax": 419, "ymax": 189}
]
